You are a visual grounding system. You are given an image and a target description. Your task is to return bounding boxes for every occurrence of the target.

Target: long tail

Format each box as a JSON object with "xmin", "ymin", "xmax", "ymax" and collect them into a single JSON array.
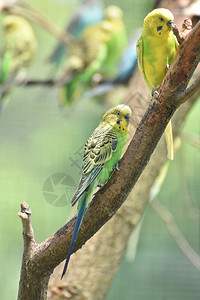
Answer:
[
  {"xmin": 61, "ymin": 195, "xmax": 87, "ymax": 279},
  {"xmin": 165, "ymin": 120, "xmax": 174, "ymax": 160}
]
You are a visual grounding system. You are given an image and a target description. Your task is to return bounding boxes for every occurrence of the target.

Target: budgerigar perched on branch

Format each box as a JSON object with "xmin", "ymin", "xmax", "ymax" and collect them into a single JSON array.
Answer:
[
  {"xmin": 0, "ymin": 15, "xmax": 37, "ymax": 100},
  {"xmin": 49, "ymin": 0, "xmax": 104, "ymax": 67},
  {"xmin": 136, "ymin": 8, "xmax": 179, "ymax": 160},
  {"xmin": 61, "ymin": 104, "xmax": 131, "ymax": 279},
  {"xmin": 58, "ymin": 5, "xmax": 127, "ymax": 107}
]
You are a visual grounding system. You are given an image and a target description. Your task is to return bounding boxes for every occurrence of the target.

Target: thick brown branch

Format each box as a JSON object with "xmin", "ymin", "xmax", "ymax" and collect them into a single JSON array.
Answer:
[
  {"xmin": 18, "ymin": 18, "xmax": 200, "ymax": 300},
  {"xmin": 23, "ymin": 21, "xmax": 200, "ymax": 269},
  {"xmin": 48, "ymin": 85, "xmax": 199, "ymax": 299}
]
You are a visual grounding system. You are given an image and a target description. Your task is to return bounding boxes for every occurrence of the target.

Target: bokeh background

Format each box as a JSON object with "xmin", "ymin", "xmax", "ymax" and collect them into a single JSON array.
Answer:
[{"xmin": 0, "ymin": 0, "xmax": 199, "ymax": 299}]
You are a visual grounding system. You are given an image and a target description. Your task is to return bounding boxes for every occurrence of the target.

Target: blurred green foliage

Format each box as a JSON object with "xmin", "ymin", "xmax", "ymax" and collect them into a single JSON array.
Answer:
[{"xmin": 0, "ymin": 0, "xmax": 199, "ymax": 299}]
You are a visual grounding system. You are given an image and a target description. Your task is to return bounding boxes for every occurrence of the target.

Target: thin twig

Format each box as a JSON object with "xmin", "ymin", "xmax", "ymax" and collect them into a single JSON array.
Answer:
[
  {"xmin": 175, "ymin": 76, "xmax": 200, "ymax": 105},
  {"xmin": 181, "ymin": 131, "xmax": 200, "ymax": 149},
  {"xmin": 3, "ymin": 3, "xmax": 74, "ymax": 46},
  {"xmin": 161, "ymin": 20, "xmax": 200, "ymax": 105},
  {"xmin": 151, "ymin": 198, "xmax": 200, "ymax": 271},
  {"xmin": 18, "ymin": 202, "xmax": 36, "ymax": 249},
  {"xmin": 173, "ymin": 19, "xmax": 193, "ymax": 44},
  {"xmin": 20, "ymin": 79, "xmax": 56, "ymax": 86}
]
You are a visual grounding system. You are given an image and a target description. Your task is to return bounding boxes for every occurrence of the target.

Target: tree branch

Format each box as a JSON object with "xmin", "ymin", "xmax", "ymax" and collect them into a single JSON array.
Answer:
[
  {"xmin": 3, "ymin": 2, "xmax": 73, "ymax": 46},
  {"xmin": 151, "ymin": 197, "xmax": 200, "ymax": 271},
  {"xmin": 48, "ymin": 88, "xmax": 199, "ymax": 299},
  {"xmin": 18, "ymin": 202, "xmax": 35, "ymax": 248},
  {"xmin": 17, "ymin": 20, "xmax": 200, "ymax": 300},
  {"xmin": 160, "ymin": 20, "xmax": 200, "ymax": 106},
  {"xmin": 174, "ymin": 76, "xmax": 200, "ymax": 104},
  {"xmin": 19, "ymin": 79, "xmax": 56, "ymax": 86},
  {"xmin": 172, "ymin": 18, "xmax": 193, "ymax": 44},
  {"xmin": 18, "ymin": 203, "xmax": 51, "ymax": 300}
]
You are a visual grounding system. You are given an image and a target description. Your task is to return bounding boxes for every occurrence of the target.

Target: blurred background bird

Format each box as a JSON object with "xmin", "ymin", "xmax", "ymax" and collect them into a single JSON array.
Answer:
[
  {"xmin": 99, "ymin": 5, "xmax": 128, "ymax": 77},
  {"xmin": 0, "ymin": 15, "xmax": 37, "ymax": 101},
  {"xmin": 48, "ymin": 0, "xmax": 104, "ymax": 68},
  {"xmin": 136, "ymin": 8, "xmax": 179, "ymax": 160},
  {"xmin": 82, "ymin": 29, "xmax": 141, "ymax": 99},
  {"xmin": 57, "ymin": 5, "xmax": 127, "ymax": 107},
  {"xmin": 61, "ymin": 104, "xmax": 132, "ymax": 279}
]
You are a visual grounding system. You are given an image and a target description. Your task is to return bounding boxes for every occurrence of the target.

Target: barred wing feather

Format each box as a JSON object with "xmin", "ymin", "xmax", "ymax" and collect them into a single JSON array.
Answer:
[{"xmin": 71, "ymin": 123, "xmax": 118, "ymax": 206}]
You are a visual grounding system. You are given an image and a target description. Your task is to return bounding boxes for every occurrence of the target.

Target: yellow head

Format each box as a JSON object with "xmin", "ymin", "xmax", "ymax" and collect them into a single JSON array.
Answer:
[
  {"xmin": 82, "ymin": 20, "xmax": 112, "ymax": 43},
  {"xmin": 97, "ymin": 20, "xmax": 113, "ymax": 42},
  {"xmin": 103, "ymin": 104, "xmax": 132, "ymax": 134},
  {"xmin": 105, "ymin": 5, "xmax": 123, "ymax": 20},
  {"xmin": 3, "ymin": 15, "xmax": 33, "ymax": 34},
  {"xmin": 143, "ymin": 8, "xmax": 174, "ymax": 38}
]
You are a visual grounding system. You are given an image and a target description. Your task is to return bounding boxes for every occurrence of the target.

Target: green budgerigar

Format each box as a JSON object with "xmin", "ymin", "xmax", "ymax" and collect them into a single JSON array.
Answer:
[
  {"xmin": 102, "ymin": 5, "xmax": 127, "ymax": 76},
  {"xmin": 0, "ymin": 15, "xmax": 37, "ymax": 99},
  {"xmin": 58, "ymin": 5, "xmax": 127, "ymax": 107},
  {"xmin": 136, "ymin": 8, "xmax": 179, "ymax": 160},
  {"xmin": 61, "ymin": 104, "xmax": 131, "ymax": 278}
]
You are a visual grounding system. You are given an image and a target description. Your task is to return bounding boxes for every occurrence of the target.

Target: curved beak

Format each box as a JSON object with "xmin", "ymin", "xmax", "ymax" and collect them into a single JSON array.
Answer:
[
  {"xmin": 167, "ymin": 20, "xmax": 173, "ymax": 30},
  {"xmin": 124, "ymin": 114, "xmax": 131, "ymax": 123}
]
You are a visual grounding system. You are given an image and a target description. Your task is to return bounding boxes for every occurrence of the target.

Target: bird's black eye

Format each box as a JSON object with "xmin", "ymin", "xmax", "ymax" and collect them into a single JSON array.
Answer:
[
  {"xmin": 160, "ymin": 17, "xmax": 164, "ymax": 21},
  {"xmin": 5, "ymin": 24, "xmax": 13, "ymax": 30},
  {"xmin": 117, "ymin": 111, "xmax": 120, "ymax": 116}
]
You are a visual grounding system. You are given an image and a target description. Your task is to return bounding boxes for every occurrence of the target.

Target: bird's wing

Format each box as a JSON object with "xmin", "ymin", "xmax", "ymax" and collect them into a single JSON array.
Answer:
[
  {"xmin": 58, "ymin": 41, "xmax": 108, "ymax": 105},
  {"xmin": 83, "ymin": 124, "xmax": 118, "ymax": 173},
  {"xmin": 0, "ymin": 51, "xmax": 12, "ymax": 84},
  {"xmin": 136, "ymin": 35, "xmax": 145, "ymax": 79},
  {"xmin": 71, "ymin": 123, "xmax": 118, "ymax": 206}
]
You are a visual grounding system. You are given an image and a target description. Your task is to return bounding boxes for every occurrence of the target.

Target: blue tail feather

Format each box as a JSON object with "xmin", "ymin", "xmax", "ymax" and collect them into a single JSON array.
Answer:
[{"xmin": 61, "ymin": 196, "xmax": 87, "ymax": 279}]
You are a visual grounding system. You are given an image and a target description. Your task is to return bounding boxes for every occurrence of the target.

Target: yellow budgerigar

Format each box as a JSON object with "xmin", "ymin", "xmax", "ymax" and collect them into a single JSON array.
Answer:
[
  {"xmin": 136, "ymin": 8, "xmax": 179, "ymax": 160},
  {"xmin": 0, "ymin": 15, "xmax": 37, "ymax": 100}
]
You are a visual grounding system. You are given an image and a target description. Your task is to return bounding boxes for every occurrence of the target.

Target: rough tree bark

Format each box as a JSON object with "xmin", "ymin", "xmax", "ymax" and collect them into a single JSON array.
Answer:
[
  {"xmin": 47, "ymin": 17, "xmax": 200, "ymax": 300},
  {"xmin": 47, "ymin": 92, "xmax": 200, "ymax": 300},
  {"xmin": 17, "ymin": 11, "xmax": 200, "ymax": 299}
]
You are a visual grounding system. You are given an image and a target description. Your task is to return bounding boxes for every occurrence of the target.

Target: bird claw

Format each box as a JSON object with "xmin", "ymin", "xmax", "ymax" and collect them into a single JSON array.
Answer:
[
  {"xmin": 152, "ymin": 88, "xmax": 160, "ymax": 97},
  {"xmin": 16, "ymin": 70, "xmax": 28, "ymax": 85},
  {"xmin": 92, "ymin": 73, "xmax": 103, "ymax": 86},
  {"xmin": 114, "ymin": 161, "xmax": 120, "ymax": 171},
  {"xmin": 97, "ymin": 183, "xmax": 104, "ymax": 189}
]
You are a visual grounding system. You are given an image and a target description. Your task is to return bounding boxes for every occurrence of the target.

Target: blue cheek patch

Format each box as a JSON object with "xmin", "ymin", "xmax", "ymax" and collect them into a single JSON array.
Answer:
[{"xmin": 157, "ymin": 26, "xmax": 163, "ymax": 31}]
